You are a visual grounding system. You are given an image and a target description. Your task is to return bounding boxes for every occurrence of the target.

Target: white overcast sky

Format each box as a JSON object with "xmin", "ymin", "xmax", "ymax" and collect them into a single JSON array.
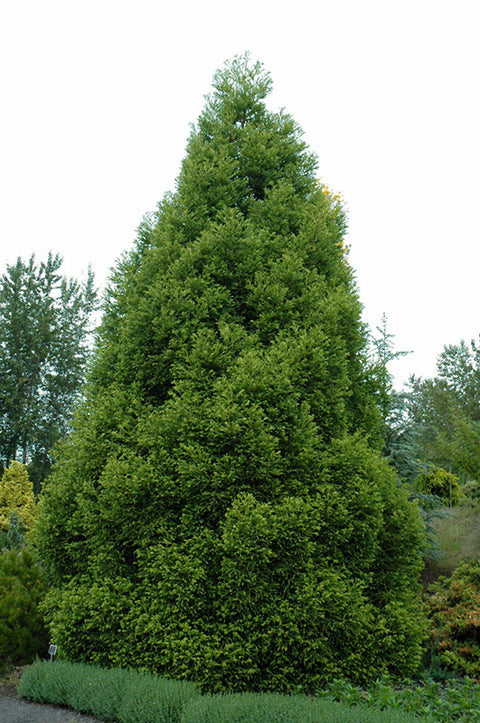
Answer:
[{"xmin": 1, "ymin": 0, "xmax": 479, "ymax": 387}]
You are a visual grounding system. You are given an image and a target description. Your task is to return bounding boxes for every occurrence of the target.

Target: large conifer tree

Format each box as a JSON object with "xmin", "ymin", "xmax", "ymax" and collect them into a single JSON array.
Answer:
[{"xmin": 36, "ymin": 56, "xmax": 426, "ymax": 691}]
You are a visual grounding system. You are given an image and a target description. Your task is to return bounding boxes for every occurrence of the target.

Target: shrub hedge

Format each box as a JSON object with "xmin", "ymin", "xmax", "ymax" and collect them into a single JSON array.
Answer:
[
  {"xmin": 19, "ymin": 660, "xmax": 199, "ymax": 723},
  {"xmin": 181, "ymin": 691, "xmax": 424, "ymax": 723},
  {"xmin": 19, "ymin": 660, "xmax": 428, "ymax": 723}
]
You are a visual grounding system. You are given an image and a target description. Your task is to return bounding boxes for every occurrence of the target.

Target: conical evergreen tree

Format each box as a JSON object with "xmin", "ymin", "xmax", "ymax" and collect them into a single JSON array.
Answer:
[
  {"xmin": 0, "ymin": 461, "xmax": 35, "ymax": 532},
  {"xmin": 35, "ymin": 55, "xmax": 426, "ymax": 691}
]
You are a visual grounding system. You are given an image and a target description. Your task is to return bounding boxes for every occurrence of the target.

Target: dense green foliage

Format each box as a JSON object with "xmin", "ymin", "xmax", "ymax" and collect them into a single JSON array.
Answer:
[
  {"xmin": 369, "ymin": 325, "xmax": 480, "ymax": 493},
  {"xmin": 0, "ymin": 461, "xmax": 35, "ymax": 532},
  {"xmin": 407, "ymin": 339, "xmax": 480, "ymax": 484},
  {"xmin": 19, "ymin": 660, "xmax": 199, "ymax": 723},
  {"xmin": 183, "ymin": 691, "xmax": 422, "ymax": 723},
  {"xmin": 427, "ymin": 561, "xmax": 480, "ymax": 678},
  {"xmin": 19, "ymin": 661, "xmax": 425, "ymax": 723},
  {"xmin": 19, "ymin": 659, "xmax": 480, "ymax": 723},
  {"xmin": 35, "ymin": 55, "xmax": 426, "ymax": 691},
  {"xmin": 0, "ymin": 253, "xmax": 97, "ymax": 493},
  {"xmin": 368, "ymin": 326, "xmax": 477, "ymax": 564},
  {"xmin": 0, "ymin": 512, "xmax": 25, "ymax": 550},
  {"xmin": 415, "ymin": 467, "xmax": 460, "ymax": 507},
  {"xmin": 321, "ymin": 675, "xmax": 480, "ymax": 722},
  {"xmin": 0, "ymin": 548, "xmax": 48, "ymax": 671}
]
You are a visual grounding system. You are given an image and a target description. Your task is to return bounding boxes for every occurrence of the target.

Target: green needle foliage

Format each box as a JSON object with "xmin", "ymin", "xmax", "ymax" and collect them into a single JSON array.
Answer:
[
  {"xmin": 427, "ymin": 561, "xmax": 480, "ymax": 678},
  {"xmin": 0, "ymin": 461, "xmax": 35, "ymax": 533},
  {"xmin": 35, "ymin": 54, "xmax": 427, "ymax": 691},
  {"xmin": 0, "ymin": 548, "xmax": 49, "ymax": 671}
]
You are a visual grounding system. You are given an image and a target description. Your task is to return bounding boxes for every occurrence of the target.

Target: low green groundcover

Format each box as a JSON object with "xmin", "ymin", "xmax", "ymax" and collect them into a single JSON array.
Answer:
[
  {"xmin": 19, "ymin": 660, "xmax": 426, "ymax": 723},
  {"xmin": 19, "ymin": 660, "xmax": 199, "ymax": 723},
  {"xmin": 182, "ymin": 691, "xmax": 423, "ymax": 723}
]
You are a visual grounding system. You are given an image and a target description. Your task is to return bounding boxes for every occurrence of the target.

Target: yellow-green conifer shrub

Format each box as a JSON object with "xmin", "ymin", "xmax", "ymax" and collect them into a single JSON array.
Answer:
[
  {"xmin": 0, "ymin": 461, "xmax": 36, "ymax": 532},
  {"xmin": 415, "ymin": 467, "xmax": 460, "ymax": 507}
]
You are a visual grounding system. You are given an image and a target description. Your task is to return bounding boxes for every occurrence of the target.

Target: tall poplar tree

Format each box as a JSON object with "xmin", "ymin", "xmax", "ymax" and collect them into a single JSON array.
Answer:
[
  {"xmin": 36, "ymin": 56, "xmax": 426, "ymax": 691},
  {"xmin": 0, "ymin": 254, "xmax": 97, "ymax": 492}
]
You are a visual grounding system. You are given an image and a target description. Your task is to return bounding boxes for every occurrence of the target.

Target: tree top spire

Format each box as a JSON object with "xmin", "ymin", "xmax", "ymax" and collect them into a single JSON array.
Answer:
[{"xmin": 205, "ymin": 53, "xmax": 273, "ymax": 128}]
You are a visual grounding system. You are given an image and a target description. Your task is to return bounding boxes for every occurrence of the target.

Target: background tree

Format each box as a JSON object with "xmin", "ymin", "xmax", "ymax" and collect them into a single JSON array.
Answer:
[
  {"xmin": 4, "ymin": 513, "xmax": 25, "ymax": 550},
  {"xmin": 368, "ymin": 314, "xmax": 419, "ymax": 483},
  {"xmin": 0, "ymin": 254, "xmax": 97, "ymax": 493},
  {"xmin": 35, "ymin": 55, "xmax": 426, "ymax": 692},
  {"xmin": 407, "ymin": 338, "xmax": 480, "ymax": 483}
]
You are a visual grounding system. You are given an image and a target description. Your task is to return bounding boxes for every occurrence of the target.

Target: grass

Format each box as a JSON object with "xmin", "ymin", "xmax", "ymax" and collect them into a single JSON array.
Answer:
[{"xmin": 422, "ymin": 494, "xmax": 480, "ymax": 583}]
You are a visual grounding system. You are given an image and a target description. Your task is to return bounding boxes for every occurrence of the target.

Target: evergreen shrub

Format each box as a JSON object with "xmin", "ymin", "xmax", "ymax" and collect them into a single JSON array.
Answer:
[
  {"xmin": 5, "ymin": 512, "xmax": 26, "ymax": 550},
  {"xmin": 0, "ymin": 461, "xmax": 36, "ymax": 532},
  {"xmin": 415, "ymin": 467, "xmax": 460, "ymax": 507},
  {"xmin": 427, "ymin": 560, "xmax": 480, "ymax": 678},
  {"xmin": 0, "ymin": 514, "xmax": 25, "ymax": 550},
  {"xmin": 35, "ymin": 54, "xmax": 427, "ymax": 691},
  {"xmin": 0, "ymin": 548, "xmax": 48, "ymax": 670}
]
